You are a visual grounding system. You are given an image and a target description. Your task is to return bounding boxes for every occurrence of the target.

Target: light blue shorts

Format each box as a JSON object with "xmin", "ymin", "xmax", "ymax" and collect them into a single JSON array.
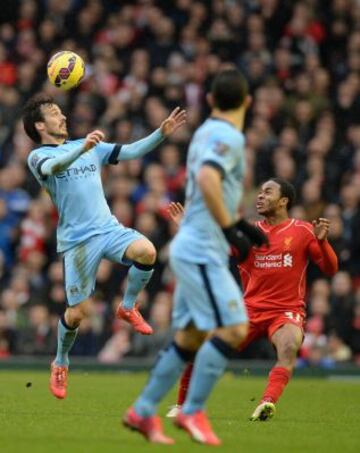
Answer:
[
  {"xmin": 170, "ymin": 256, "xmax": 248, "ymax": 331},
  {"xmin": 63, "ymin": 226, "xmax": 144, "ymax": 306}
]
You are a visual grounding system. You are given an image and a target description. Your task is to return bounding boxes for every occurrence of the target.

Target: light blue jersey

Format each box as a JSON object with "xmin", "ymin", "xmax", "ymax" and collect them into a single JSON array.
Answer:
[
  {"xmin": 170, "ymin": 118, "xmax": 246, "ymax": 265},
  {"xmin": 27, "ymin": 129, "xmax": 163, "ymax": 304},
  {"xmin": 28, "ymin": 139, "xmax": 125, "ymax": 252},
  {"xmin": 170, "ymin": 117, "xmax": 247, "ymax": 330}
]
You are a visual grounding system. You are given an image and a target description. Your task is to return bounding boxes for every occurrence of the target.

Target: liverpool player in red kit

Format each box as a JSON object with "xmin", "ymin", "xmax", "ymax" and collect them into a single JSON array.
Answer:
[{"xmin": 167, "ymin": 178, "xmax": 338, "ymax": 421}]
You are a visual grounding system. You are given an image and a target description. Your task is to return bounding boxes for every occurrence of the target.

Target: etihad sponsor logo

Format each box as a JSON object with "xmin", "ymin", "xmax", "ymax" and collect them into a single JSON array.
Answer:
[
  {"xmin": 56, "ymin": 164, "xmax": 97, "ymax": 179},
  {"xmin": 254, "ymin": 253, "xmax": 293, "ymax": 268}
]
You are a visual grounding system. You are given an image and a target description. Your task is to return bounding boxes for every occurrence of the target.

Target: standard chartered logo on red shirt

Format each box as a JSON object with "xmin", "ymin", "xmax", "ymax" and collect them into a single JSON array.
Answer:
[{"xmin": 254, "ymin": 253, "xmax": 293, "ymax": 268}]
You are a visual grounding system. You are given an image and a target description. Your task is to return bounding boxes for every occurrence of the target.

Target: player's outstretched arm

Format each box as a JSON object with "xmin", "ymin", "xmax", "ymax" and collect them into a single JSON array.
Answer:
[
  {"xmin": 40, "ymin": 130, "xmax": 104, "ymax": 176},
  {"xmin": 115, "ymin": 107, "xmax": 186, "ymax": 162}
]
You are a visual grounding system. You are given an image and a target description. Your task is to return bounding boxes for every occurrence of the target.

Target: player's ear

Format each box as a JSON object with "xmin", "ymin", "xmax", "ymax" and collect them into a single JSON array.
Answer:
[
  {"xmin": 206, "ymin": 93, "xmax": 214, "ymax": 108},
  {"xmin": 279, "ymin": 197, "xmax": 288, "ymax": 208},
  {"xmin": 244, "ymin": 95, "xmax": 252, "ymax": 110},
  {"xmin": 35, "ymin": 121, "xmax": 45, "ymax": 133}
]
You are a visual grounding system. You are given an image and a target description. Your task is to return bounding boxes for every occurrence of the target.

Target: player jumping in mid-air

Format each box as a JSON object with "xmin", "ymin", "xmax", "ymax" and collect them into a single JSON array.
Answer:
[
  {"xmin": 166, "ymin": 177, "xmax": 338, "ymax": 422},
  {"xmin": 123, "ymin": 69, "xmax": 268, "ymax": 445},
  {"xmin": 23, "ymin": 95, "xmax": 186, "ymax": 400}
]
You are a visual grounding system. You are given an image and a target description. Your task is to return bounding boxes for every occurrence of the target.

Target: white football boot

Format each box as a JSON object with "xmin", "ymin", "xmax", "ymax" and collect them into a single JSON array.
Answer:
[
  {"xmin": 250, "ymin": 401, "xmax": 276, "ymax": 421},
  {"xmin": 166, "ymin": 404, "xmax": 181, "ymax": 418}
]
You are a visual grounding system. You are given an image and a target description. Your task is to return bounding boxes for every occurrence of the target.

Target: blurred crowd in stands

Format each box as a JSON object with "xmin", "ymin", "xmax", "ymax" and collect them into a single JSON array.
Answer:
[{"xmin": 0, "ymin": 0, "xmax": 359, "ymax": 366}]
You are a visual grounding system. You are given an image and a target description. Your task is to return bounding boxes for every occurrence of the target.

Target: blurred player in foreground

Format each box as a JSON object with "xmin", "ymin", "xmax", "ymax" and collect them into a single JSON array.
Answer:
[
  {"xmin": 167, "ymin": 178, "xmax": 338, "ymax": 422},
  {"xmin": 23, "ymin": 95, "xmax": 186, "ymax": 399},
  {"xmin": 123, "ymin": 69, "xmax": 268, "ymax": 445}
]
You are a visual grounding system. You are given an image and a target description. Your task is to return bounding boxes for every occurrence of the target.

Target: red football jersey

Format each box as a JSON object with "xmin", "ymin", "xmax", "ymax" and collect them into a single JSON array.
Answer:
[{"xmin": 238, "ymin": 219, "xmax": 338, "ymax": 312}]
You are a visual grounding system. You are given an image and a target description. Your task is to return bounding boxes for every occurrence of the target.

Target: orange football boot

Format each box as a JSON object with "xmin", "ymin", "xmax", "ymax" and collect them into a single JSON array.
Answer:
[
  {"xmin": 116, "ymin": 303, "xmax": 153, "ymax": 335},
  {"xmin": 175, "ymin": 410, "xmax": 222, "ymax": 446},
  {"xmin": 49, "ymin": 362, "xmax": 68, "ymax": 399},
  {"xmin": 123, "ymin": 407, "xmax": 174, "ymax": 444}
]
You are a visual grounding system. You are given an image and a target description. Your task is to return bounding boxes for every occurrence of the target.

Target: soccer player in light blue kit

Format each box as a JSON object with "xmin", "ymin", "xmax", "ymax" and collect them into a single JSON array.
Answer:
[
  {"xmin": 124, "ymin": 69, "xmax": 268, "ymax": 445},
  {"xmin": 22, "ymin": 95, "xmax": 186, "ymax": 399}
]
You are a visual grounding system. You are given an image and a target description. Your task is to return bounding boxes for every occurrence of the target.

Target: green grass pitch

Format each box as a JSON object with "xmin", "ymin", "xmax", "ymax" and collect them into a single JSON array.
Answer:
[{"xmin": 1, "ymin": 370, "xmax": 359, "ymax": 453}]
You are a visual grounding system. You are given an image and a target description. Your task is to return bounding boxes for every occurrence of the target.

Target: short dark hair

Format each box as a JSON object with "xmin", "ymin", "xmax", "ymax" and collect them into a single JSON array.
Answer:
[
  {"xmin": 269, "ymin": 177, "xmax": 296, "ymax": 210},
  {"xmin": 22, "ymin": 95, "xmax": 55, "ymax": 143},
  {"xmin": 211, "ymin": 69, "xmax": 248, "ymax": 111}
]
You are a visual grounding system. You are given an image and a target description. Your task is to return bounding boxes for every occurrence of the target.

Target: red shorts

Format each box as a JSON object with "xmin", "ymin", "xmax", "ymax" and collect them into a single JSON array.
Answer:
[{"xmin": 239, "ymin": 308, "xmax": 305, "ymax": 351}]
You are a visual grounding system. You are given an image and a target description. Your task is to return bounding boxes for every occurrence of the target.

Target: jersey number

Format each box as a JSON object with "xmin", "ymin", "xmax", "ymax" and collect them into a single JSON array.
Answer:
[{"xmin": 284, "ymin": 311, "xmax": 302, "ymax": 323}]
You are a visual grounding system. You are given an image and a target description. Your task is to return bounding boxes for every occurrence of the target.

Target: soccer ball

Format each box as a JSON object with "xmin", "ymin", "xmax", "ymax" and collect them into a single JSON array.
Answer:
[{"xmin": 47, "ymin": 51, "xmax": 85, "ymax": 90}]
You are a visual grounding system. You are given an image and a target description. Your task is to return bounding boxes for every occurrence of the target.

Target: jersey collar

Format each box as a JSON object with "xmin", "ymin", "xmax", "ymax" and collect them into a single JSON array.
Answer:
[
  {"xmin": 38, "ymin": 140, "xmax": 69, "ymax": 148},
  {"xmin": 261, "ymin": 218, "xmax": 293, "ymax": 232},
  {"xmin": 209, "ymin": 116, "xmax": 237, "ymax": 129}
]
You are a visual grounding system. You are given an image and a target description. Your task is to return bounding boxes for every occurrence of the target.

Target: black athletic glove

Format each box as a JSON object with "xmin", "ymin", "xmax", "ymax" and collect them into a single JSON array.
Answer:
[
  {"xmin": 236, "ymin": 219, "xmax": 269, "ymax": 247},
  {"xmin": 222, "ymin": 225, "xmax": 252, "ymax": 262},
  {"xmin": 222, "ymin": 219, "xmax": 269, "ymax": 262}
]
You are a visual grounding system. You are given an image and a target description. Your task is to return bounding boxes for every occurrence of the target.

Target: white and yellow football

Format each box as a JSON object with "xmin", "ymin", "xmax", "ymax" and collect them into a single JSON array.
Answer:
[{"xmin": 47, "ymin": 51, "xmax": 85, "ymax": 90}]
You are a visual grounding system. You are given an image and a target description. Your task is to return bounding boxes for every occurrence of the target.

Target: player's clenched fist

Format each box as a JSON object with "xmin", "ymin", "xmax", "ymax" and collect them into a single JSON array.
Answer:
[
  {"xmin": 312, "ymin": 217, "xmax": 330, "ymax": 241},
  {"xmin": 84, "ymin": 130, "xmax": 105, "ymax": 151}
]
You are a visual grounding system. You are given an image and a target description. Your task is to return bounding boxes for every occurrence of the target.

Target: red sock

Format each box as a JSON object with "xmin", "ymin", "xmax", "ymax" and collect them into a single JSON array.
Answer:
[
  {"xmin": 261, "ymin": 366, "xmax": 291, "ymax": 404},
  {"xmin": 177, "ymin": 362, "xmax": 194, "ymax": 405}
]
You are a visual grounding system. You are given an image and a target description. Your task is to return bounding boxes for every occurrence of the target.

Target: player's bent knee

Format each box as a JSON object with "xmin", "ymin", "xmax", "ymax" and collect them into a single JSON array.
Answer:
[
  {"xmin": 143, "ymin": 243, "xmax": 157, "ymax": 263},
  {"xmin": 175, "ymin": 328, "xmax": 205, "ymax": 352},
  {"xmin": 127, "ymin": 239, "xmax": 157, "ymax": 264},
  {"xmin": 215, "ymin": 323, "xmax": 248, "ymax": 349},
  {"xmin": 65, "ymin": 302, "xmax": 90, "ymax": 327},
  {"xmin": 278, "ymin": 340, "xmax": 299, "ymax": 360},
  {"xmin": 65, "ymin": 309, "xmax": 82, "ymax": 328},
  {"xmin": 232, "ymin": 323, "xmax": 249, "ymax": 347}
]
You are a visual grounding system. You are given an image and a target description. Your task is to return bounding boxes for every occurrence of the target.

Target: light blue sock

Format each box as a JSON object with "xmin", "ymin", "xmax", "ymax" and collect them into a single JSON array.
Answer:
[
  {"xmin": 122, "ymin": 262, "xmax": 154, "ymax": 309},
  {"xmin": 134, "ymin": 343, "xmax": 191, "ymax": 417},
  {"xmin": 54, "ymin": 316, "xmax": 78, "ymax": 367},
  {"xmin": 182, "ymin": 337, "xmax": 233, "ymax": 414}
]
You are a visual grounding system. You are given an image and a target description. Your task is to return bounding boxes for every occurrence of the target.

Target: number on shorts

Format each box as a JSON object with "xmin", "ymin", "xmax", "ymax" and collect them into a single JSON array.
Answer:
[{"xmin": 284, "ymin": 311, "xmax": 301, "ymax": 323}]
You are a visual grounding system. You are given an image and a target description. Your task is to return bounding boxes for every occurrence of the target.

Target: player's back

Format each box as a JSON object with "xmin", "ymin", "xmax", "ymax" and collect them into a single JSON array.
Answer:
[{"xmin": 171, "ymin": 118, "xmax": 245, "ymax": 265}]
